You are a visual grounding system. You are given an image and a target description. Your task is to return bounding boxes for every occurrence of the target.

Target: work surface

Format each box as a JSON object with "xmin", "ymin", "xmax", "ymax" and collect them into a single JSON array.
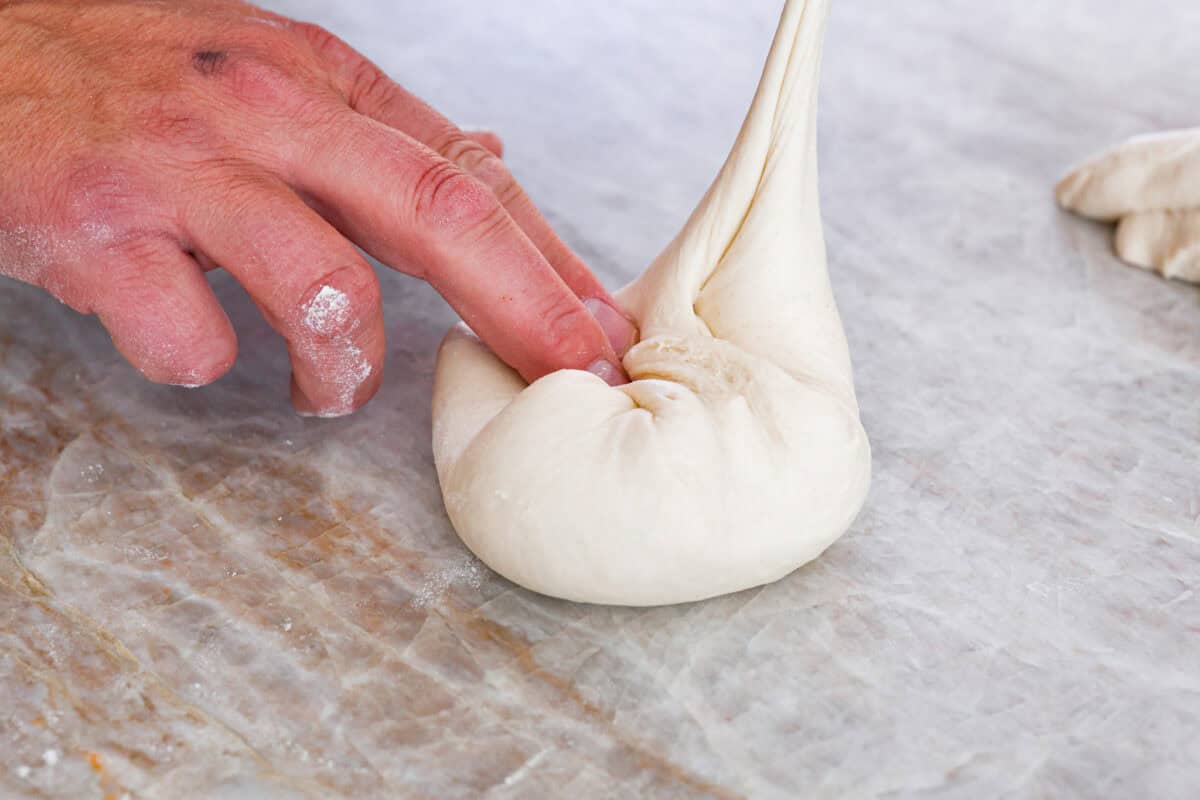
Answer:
[{"xmin": 2, "ymin": 1, "xmax": 1198, "ymax": 797}]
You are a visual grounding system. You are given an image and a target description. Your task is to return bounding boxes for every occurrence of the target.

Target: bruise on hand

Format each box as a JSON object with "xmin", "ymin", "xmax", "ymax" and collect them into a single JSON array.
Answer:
[{"xmin": 191, "ymin": 49, "xmax": 228, "ymax": 76}]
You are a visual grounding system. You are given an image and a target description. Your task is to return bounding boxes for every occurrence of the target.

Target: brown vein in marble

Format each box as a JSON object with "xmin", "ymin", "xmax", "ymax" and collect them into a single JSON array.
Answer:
[
  {"xmin": 446, "ymin": 604, "xmax": 744, "ymax": 799},
  {"xmin": 161, "ymin": 450, "xmax": 730, "ymax": 797},
  {"xmin": 4, "ymin": 341, "xmax": 741, "ymax": 797},
  {"xmin": 1, "ymin": 356, "xmax": 330, "ymax": 798}
]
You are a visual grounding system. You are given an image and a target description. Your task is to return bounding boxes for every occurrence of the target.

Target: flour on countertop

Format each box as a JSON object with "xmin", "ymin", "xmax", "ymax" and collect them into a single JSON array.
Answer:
[{"xmin": 412, "ymin": 554, "xmax": 485, "ymax": 609}]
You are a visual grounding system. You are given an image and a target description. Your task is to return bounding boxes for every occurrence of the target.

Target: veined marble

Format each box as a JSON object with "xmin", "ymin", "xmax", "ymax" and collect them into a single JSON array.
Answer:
[{"xmin": 1, "ymin": 1, "xmax": 1197, "ymax": 797}]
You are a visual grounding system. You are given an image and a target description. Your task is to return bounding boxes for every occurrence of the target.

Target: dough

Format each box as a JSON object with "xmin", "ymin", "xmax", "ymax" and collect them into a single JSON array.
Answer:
[
  {"xmin": 1057, "ymin": 129, "xmax": 1200, "ymax": 283},
  {"xmin": 431, "ymin": 0, "xmax": 870, "ymax": 606}
]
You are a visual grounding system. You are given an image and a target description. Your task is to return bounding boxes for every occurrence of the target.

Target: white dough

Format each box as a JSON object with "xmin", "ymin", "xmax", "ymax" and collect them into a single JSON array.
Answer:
[
  {"xmin": 431, "ymin": 0, "xmax": 871, "ymax": 606},
  {"xmin": 1057, "ymin": 129, "xmax": 1200, "ymax": 283}
]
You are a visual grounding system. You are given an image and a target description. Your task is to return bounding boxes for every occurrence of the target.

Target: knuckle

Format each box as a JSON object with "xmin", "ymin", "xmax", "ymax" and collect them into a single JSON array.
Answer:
[
  {"xmin": 483, "ymin": 163, "xmax": 522, "ymax": 208},
  {"xmin": 104, "ymin": 231, "xmax": 171, "ymax": 267},
  {"xmin": 60, "ymin": 158, "xmax": 152, "ymax": 232},
  {"xmin": 346, "ymin": 59, "xmax": 390, "ymax": 110},
  {"xmin": 425, "ymin": 126, "xmax": 461, "ymax": 156},
  {"xmin": 475, "ymin": 131, "xmax": 504, "ymax": 157},
  {"xmin": 294, "ymin": 20, "xmax": 369, "ymax": 78},
  {"xmin": 37, "ymin": 161, "xmax": 171, "ymax": 309},
  {"xmin": 537, "ymin": 299, "xmax": 597, "ymax": 368},
  {"xmin": 290, "ymin": 21, "xmax": 340, "ymax": 55},
  {"xmin": 439, "ymin": 136, "xmax": 489, "ymax": 170},
  {"xmin": 450, "ymin": 139, "xmax": 506, "ymax": 178},
  {"xmin": 187, "ymin": 21, "xmax": 332, "ymax": 111},
  {"xmin": 409, "ymin": 160, "xmax": 500, "ymax": 234},
  {"xmin": 219, "ymin": 53, "xmax": 306, "ymax": 110},
  {"xmin": 288, "ymin": 19, "xmax": 389, "ymax": 109},
  {"xmin": 294, "ymin": 264, "xmax": 381, "ymax": 340},
  {"xmin": 436, "ymin": 134, "xmax": 520, "ymax": 205},
  {"xmin": 183, "ymin": 167, "xmax": 263, "ymax": 224}
]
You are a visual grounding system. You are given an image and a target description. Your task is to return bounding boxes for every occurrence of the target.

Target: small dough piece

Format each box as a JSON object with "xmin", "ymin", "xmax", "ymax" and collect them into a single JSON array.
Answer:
[
  {"xmin": 431, "ymin": 0, "xmax": 870, "ymax": 606},
  {"xmin": 1057, "ymin": 129, "xmax": 1200, "ymax": 283}
]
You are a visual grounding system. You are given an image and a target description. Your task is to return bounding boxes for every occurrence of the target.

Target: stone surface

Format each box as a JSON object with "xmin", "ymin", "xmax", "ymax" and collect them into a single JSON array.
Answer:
[{"xmin": 1, "ymin": 1, "xmax": 1198, "ymax": 797}]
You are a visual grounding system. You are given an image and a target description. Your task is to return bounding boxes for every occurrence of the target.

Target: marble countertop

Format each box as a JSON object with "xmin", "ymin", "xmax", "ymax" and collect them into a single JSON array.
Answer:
[{"xmin": 2, "ymin": 1, "xmax": 1198, "ymax": 797}]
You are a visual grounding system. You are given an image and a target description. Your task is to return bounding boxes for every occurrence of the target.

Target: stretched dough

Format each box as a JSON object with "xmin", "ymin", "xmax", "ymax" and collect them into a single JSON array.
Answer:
[
  {"xmin": 431, "ymin": 0, "xmax": 870, "ymax": 606},
  {"xmin": 1058, "ymin": 129, "xmax": 1200, "ymax": 283}
]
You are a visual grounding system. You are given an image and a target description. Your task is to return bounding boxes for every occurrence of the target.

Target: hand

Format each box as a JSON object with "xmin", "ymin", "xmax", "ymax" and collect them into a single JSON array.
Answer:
[
  {"xmin": 1057, "ymin": 128, "xmax": 1200, "ymax": 284},
  {"xmin": 0, "ymin": 0, "xmax": 637, "ymax": 416}
]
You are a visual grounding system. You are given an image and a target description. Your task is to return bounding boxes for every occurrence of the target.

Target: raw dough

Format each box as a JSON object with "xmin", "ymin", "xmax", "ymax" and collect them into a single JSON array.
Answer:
[
  {"xmin": 431, "ymin": 0, "xmax": 870, "ymax": 606},
  {"xmin": 1057, "ymin": 129, "xmax": 1200, "ymax": 283}
]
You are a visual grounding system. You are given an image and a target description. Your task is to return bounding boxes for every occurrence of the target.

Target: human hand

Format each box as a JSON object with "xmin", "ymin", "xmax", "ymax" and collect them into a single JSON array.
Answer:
[
  {"xmin": 0, "ymin": 0, "xmax": 636, "ymax": 416},
  {"xmin": 1057, "ymin": 129, "xmax": 1200, "ymax": 283}
]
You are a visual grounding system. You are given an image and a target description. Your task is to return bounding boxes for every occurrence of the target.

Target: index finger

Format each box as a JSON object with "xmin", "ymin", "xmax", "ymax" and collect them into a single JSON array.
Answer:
[
  {"xmin": 291, "ymin": 23, "xmax": 637, "ymax": 355},
  {"xmin": 290, "ymin": 111, "xmax": 628, "ymax": 386}
]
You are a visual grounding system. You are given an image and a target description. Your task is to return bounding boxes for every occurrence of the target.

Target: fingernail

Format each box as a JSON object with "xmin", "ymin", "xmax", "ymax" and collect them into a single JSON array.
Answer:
[
  {"xmin": 586, "ymin": 358, "xmax": 629, "ymax": 387},
  {"xmin": 167, "ymin": 368, "xmax": 207, "ymax": 389},
  {"xmin": 306, "ymin": 408, "xmax": 354, "ymax": 418},
  {"xmin": 583, "ymin": 297, "xmax": 638, "ymax": 356},
  {"xmin": 290, "ymin": 375, "xmax": 322, "ymax": 417},
  {"xmin": 294, "ymin": 393, "xmax": 355, "ymax": 419}
]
